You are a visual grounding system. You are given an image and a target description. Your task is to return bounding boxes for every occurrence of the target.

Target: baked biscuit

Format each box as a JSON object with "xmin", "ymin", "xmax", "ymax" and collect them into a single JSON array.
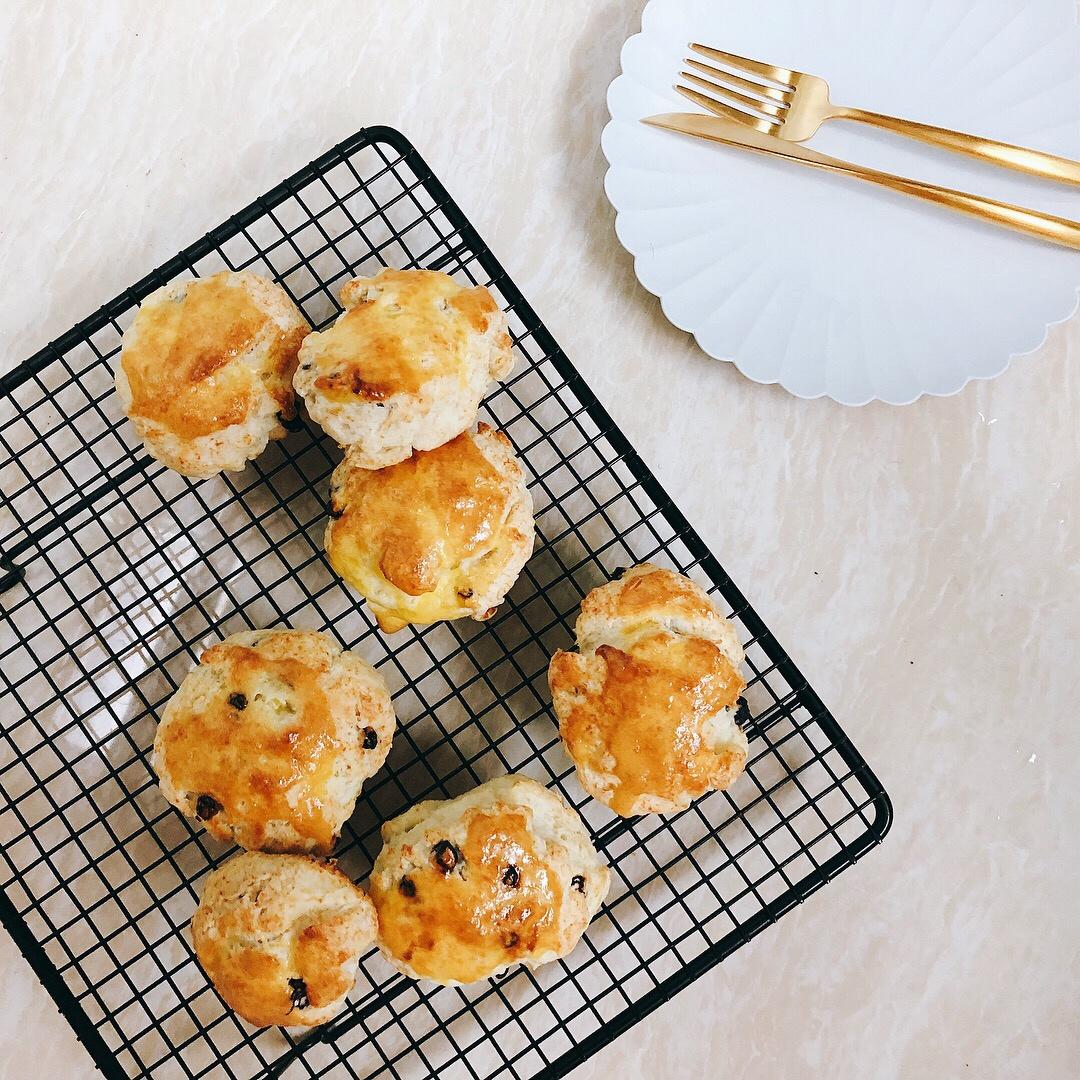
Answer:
[
  {"xmin": 153, "ymin": 629, "xmax": 395, "ymax": 854},
  {"xmin": 368, "ymin": 775, "xmax": 609, "ymax": 985},
  {"xmin": 116, "ymin": 270, "xmax": 308, "ymax": 477},
  {"xmin": 192, "ymin": 851, "xmax": 377, "ymax": 1028},
  {"xmin": 293, "ymin": 268, "xmax": 513, "ymax": 467},
  {"xmin": 326, "ymin": 423, "xmax": 534, "ymax": 633},
  {"xmin": 548, "ymin": 564, "xmax": 748, "ymax": 817}
]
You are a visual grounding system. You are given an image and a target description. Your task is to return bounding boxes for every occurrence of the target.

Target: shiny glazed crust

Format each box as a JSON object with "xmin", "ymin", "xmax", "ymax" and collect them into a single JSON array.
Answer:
[
  {"xmin": 191, "ymin": 852, "xmax": 377, "ymax": 1028},
  {"xmin": 153, "ymin": 629, "xmax": 396, "ymax": 854},
  {"xmin": 294, "ymin": 268, "xmax": 513, "ymax": 466},
  {"xmin": 326, "ymin": 423, "xmax": 534, "ymax": 632},
  {"xmin": 115, "ymin": 270, "xmax": 307, "ymax": 477},
  {"xmin": 549, "ymin": 564, "xmax": 748, "ymax": 816},
  {"xmin": 368, "ymin": 775, "xmax": 609, "ymax": 984}
]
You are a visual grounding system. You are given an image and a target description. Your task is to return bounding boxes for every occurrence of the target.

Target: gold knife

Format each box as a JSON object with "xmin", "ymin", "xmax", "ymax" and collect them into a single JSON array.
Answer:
[{"xmin": 643, "ymin": 112, "xmax": 1080, "ymax": 252}]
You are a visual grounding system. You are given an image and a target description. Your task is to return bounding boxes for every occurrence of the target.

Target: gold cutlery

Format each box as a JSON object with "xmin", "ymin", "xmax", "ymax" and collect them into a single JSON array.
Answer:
[
  {"xmin": 642, "ymin": 112, "xmax": 1080, "ymax": 251},
  {"xmin": 679, "ymin": 43, "xmax": 1080, "ymax": 187}
]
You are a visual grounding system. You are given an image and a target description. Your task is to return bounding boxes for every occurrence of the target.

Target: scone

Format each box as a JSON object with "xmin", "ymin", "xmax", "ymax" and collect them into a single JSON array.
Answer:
[
  {"xmin": 192, "ymin": 852, "xmax": 377, "ymax": 1028},
  {"xmin": 368, "ymin": 775, "xmax": 609, "ymax": 985},
  {"xmin": 116, "ymin": 270, "xmax": 308, "ymax": 477},
  {"xmin": 548, "ymin": 564, "xmax": 748, "ymax": 817},
  {"xmin": 326, "ymin": 423, "xmax": 534, "ymax": 633},
  {"xmin": 153, "ymin": 629, "xmax": 395, "ymax": 854},
  {"xmin": 293, "ymin": 268, "xmax": 513, "ymax": 467}
]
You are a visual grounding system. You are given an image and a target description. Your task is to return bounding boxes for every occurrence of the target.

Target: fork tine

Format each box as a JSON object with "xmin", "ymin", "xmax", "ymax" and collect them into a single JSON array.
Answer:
[
  {"xmin": 680, "ymin": 70, "xmax": 787, "ymax": 120},
  {"xmin": 689, "ymin": 42, "xmax": 796, "ymax": 89},
  {"xmin": 674, "ymin": 85, "xmax": 781, "ymax": 136},
  {"xmin": 684, "ymin": 58, "xmax": 791, "ymax": 106}
]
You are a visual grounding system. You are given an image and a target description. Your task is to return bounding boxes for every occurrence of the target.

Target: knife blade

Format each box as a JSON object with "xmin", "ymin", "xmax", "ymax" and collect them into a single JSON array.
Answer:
[{"xmin": 640, "ymin": 112, "xmax": 1080, "ymax": 251}]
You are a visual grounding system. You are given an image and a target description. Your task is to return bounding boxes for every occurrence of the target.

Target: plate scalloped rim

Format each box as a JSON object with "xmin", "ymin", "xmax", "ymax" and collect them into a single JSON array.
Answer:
[{"xmin": 602, "ymin": 0, "xmax": 1080, "ymax": 406}]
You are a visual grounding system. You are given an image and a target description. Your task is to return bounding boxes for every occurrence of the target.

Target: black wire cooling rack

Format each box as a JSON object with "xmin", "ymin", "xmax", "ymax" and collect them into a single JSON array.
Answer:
[{"xmin": 0, "ymin": 126, "xmax": 891, "ymax": 1080}]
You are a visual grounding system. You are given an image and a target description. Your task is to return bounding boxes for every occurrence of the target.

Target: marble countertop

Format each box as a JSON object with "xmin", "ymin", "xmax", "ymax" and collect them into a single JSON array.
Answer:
[{"xmin": 1, "ymin": 2, "xmax": 1077, "ymax": 1077}]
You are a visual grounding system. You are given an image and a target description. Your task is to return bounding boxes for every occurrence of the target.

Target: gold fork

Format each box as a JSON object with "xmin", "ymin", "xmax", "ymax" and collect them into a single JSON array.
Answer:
[{"xmin": 679, "ymin": 43, "xmax": 1080, "ymax": 186}]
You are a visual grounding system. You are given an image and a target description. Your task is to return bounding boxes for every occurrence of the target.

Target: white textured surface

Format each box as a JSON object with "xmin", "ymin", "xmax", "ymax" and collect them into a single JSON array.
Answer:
[
  {"xmin": 1, "ymin": 2, "xmax": 1078, "ymax": 1078},
  {"xmin": 604, "ymin": 0, "xmax": 1080, "ymax": 404}
]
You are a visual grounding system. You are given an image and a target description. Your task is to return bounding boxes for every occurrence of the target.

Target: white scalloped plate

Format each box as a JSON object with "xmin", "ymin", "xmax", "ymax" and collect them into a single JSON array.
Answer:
[{"xmin": 602, "ymin": 0, "xmax": 1080, "ymax": 405}]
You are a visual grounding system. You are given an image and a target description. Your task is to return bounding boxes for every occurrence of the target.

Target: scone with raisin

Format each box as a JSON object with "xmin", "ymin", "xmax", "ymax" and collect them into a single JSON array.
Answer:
[
  {"xmin": 116, "ymin": 270, "xmax": 308, "ymax": 477},
  {"xmin": 192, "ymin": 851, "xmax": 377, "ymax": 1027},
  {"xmin": 293, "ymin": 268, "xmax": 513, "ymax": 467},
  {"xmin": 549, "ymin": 564, "xmax": 748, "ymax": 817},
  {"xmin": 326, "ymin": 423, "xmax": 534, "ymax": 633},
  {"xmin": 153, "ymin": 629, "xmax": 395, "ymax": 854},
  {"xmin": 368, "ymin": 775, "xmax": 609, "ymax": 985}
]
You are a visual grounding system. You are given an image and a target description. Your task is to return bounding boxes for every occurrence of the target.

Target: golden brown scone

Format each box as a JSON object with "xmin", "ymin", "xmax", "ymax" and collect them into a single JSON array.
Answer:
[
  {"xmin": 368, "ymin": 775, "xmax": 609, "ymax": 985},
  {"xmin": 115, "ymin": 270, "xmax": 308, "ymax": 477},
  {"xmin": 548, "ymin": 564, "xmax": 748, "ymax": 817},
  {"xmin": 192, "ymin": 852, "xmax": 377, "ymax": 1028},
  {"xmin": 326, "ymin": 423, "xmax": 534, "ymax": 633},
  {"xmin": 293, "ymin": 268, "xmax": 513, "ymax": 467},
  {"xmin": 153, "ymin": 629, "xmax": 395, "ymax": 854}
]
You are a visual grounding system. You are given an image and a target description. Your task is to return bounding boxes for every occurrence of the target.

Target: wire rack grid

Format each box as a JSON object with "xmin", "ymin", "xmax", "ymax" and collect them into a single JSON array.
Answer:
[{"xmin": 0, "ymin": 126, "xmax": 891, "ymax": 1080}]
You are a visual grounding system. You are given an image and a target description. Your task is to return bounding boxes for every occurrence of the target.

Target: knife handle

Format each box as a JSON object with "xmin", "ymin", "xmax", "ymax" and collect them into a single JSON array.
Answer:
[{"xmin": 797, "ymin": 146, "xmax": 1080, "ymax": 251}]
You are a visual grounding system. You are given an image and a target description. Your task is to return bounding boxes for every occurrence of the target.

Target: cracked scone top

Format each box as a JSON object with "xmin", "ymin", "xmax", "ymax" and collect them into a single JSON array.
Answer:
[
  {"xmin": 115, "ymin": 270, "xmax": 308, "ymax": 477},
  {"xmin": 293, "ymin": 268, "xmax": 514, "ymax": 467},
  {"xmin": 548, "ymin": 564, "xmax": 749, "ymax": 817},
  {"xmin": 153, "ymin": 629, "xmax": 395, "ymax": 854},
  {"xmin": 192, "ymin": 852, "xmax": 377, "ymax": 1028},
  {"xmin": 368, "ymin": 775, "xmax": 609, "ymax": 985},
  {"xmin": 326, "ymin": 423, "xmax": 534, "ymax": 633}
]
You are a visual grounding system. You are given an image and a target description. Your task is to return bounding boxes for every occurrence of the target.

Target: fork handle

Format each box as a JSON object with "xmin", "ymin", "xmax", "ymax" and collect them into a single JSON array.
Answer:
[{"xmin": 833, "ymin": 105, "xmax": 1080, "ymax": 186}]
